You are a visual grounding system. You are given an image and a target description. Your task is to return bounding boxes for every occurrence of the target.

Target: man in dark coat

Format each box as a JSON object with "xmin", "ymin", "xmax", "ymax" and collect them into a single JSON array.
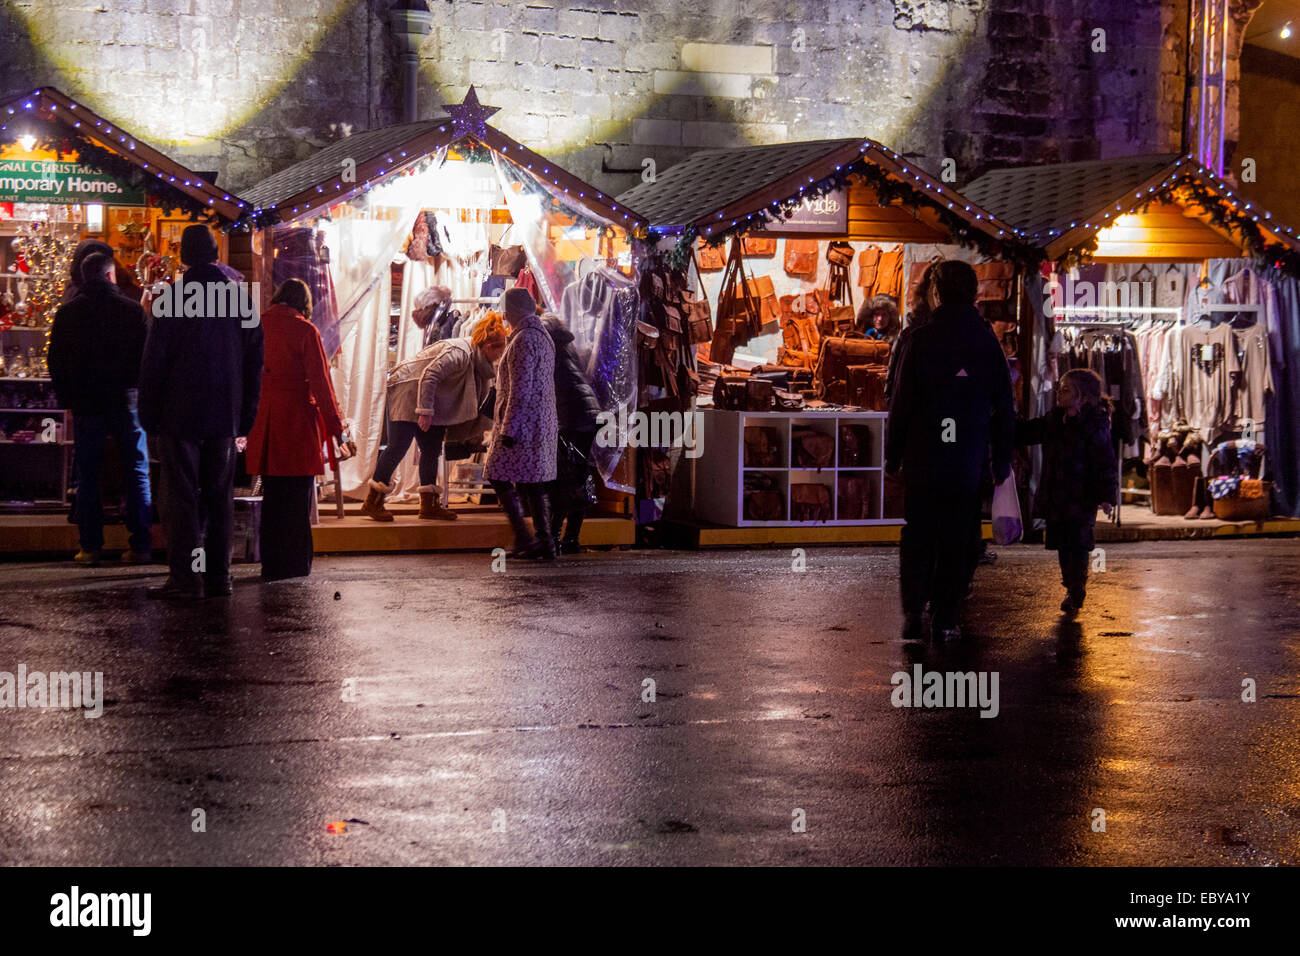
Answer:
[
  {"xmin": 48, "ymin": 252, "xmax": 152, "ymax": 564},
  {"xmin": 138, "ymin": 225, "xmax": 263, "ymax": 600},
  {"xmin": 885, "ymin": 260, "xmax": 1014, "ymax": 640}
]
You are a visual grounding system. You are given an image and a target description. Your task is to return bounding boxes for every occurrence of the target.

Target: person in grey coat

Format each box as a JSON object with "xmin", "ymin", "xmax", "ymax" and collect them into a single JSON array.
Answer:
[
  {"xmin": 363, "ymin": 314, "xmax": 505, "ymax": 521},
  {"xmin": 486, "ymin": 288, "xmax": 558, "ymax": 559}
]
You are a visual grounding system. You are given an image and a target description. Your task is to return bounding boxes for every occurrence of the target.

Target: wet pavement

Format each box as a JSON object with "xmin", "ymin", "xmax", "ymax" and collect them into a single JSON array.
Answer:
[{"xmin": 0, "ymin": 538, "xmax": 1298, "ymax": 866}]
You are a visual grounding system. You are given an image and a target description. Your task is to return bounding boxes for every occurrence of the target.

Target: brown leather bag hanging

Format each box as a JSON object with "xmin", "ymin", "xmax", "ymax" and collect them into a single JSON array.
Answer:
[
  {"xmin": 684, "ymin": 248, "xmax": 714, "ymax": 344},
  {"xmin": 857, "ymin": 246, "xmax": 882, "ymax": 289},
  {"xmin": 973, "ymin": 260, "xmax": 1015, "ymax": 302},
  {"xmin": 711, "ymin": 238, "xmax": 763, "ymax": 364},
  {"xmin": 742, "ymin": 235, "xmax": 778, "ymax": 257},
  {"xmin": 784, "ymin": 239, "xmax": 819, "ymax": 278},
  {"xmin": 814, "ymin": 333, "xmax": 891, "ymax": 403},
  {"xmin": 697, "ymin": 238, "xmax": 725, "ymax": 271}
]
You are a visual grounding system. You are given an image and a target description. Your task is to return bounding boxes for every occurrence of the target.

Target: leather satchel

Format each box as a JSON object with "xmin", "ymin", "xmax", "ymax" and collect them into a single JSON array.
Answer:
[
  {"xmin": 742, "ymin": 235, "xmax": 777, "ymax": 257},
  {"xmin": 712, "ymin": 239, "xmax": 765, "ymax": 363},
  {"xmin": 697, "ymin": 239, "xmax": 726, "ymax": 271},
  {"xmin": 838, "ymin": 424, "xmax": 873, "ymax": 466},
  {"xmin": 744, "ymin": 426, "xmax": 783, "ymax": 467},
  {"xmin": 790, "ymin": 483, "xmax": 832, "ymax": 522},
  {"xmin": 792, "ymin": 427, "xmax": 835, "ymax": 468},
  {"xmin": 814, "ymin": 334, "xmax": 890, "ymax": 403},
  {"xmin": 847, "ymin": 363, "xmax": 889, "ymax": 411},
  {"xmin": 837, "ymin": 474, "xmax": 874, "ymax": 520},
  {"xmin": 713, "ymin": 374, "xmax": 750, "ymax": 410},
  {"xmin": 974, "ymin": 261, "xmax": 1015, "ymax": 302},
  {"xmin": 857, "ymin": 246, "xmax": 881, "ymax": 289},
  {"xmin": 784, "ymin": 239, "xmax": 819, "ymax": 278},
  {"xmin": 745, "ymin": 377, "xmax": 775, "ymax": 411},
  {"xmin": 778, "ymin": 313, "xmax": 821, "ymax": 369},
  {"xmin": 744, "ymin": 472, "xmax": 784, "ymax": 521}
]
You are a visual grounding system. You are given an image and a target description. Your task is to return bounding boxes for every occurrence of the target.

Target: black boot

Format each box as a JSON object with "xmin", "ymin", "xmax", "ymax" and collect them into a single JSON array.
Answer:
[
  {"xmin": 493, "ymin": 482, "xmax": 539, "ymax": 558},
  {"xmin": 525, "ymin": 486, "xmax": 557, "ymax": 561},
  {"xmin": 559, "ymin": 511, "xmax": 583, "ymax": 554}
]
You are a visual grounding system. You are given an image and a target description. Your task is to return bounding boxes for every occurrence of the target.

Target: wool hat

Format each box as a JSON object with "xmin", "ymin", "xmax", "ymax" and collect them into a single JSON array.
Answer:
[
  {"xmin": 502, "ymin": 287, "xmax": 536, "ymax": 321},
  {"xmin": 180, "ymin": 224, "xmax": 220, "ymax": 266}
]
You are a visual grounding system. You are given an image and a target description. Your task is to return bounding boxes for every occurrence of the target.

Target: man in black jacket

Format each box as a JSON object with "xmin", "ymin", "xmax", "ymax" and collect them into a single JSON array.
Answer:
[
  {"xmin": 48, "ymin": 252, "xmax": 152, "ymax": 565},
  {"xmin": 139, "ymin": 225, "xmax": 263, "ymax": 600},
  {"xmin": 886, "ymin": 260, "xmax": 1014, "ymax": 640}
]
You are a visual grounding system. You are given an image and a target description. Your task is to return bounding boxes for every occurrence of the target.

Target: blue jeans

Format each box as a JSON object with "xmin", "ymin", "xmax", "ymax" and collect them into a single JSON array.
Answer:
[{"xmin": 74, "ymin": 406, "xmax": 153, "ymax": 553}]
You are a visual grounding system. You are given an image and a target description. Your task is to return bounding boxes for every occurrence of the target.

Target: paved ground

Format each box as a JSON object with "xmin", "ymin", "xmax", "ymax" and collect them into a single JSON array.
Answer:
[{"xmin": 0, "ymin": 539, "xmax": 1298, "ymax": 866}]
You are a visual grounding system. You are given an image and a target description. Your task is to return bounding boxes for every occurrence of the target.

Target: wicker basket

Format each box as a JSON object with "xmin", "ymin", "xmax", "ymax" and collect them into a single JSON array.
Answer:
[{"xmin": 1212, "ymin": 481, "xmax": 1271, "ymax": 521}]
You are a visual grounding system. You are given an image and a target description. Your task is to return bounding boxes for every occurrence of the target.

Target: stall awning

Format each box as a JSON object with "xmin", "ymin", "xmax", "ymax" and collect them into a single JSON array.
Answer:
[
  {"xmin": 964, "ymin": 154, "xmax": 1300, "ymax": 268},
  {"xmin": 615, "ymin": 137, "xmax": 1023, "ymax": 253},
  {"xmin": 0, "ymin": 87, "xmax": 244, "ymax": 223},
  {"xmin": 242, "ymin": 88, "xmax": 648, "ymax": 232}
]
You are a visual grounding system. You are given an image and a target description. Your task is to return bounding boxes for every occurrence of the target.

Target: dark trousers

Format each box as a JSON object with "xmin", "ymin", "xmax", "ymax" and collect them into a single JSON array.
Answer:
[
  {"xmin": 260, "ymin": 475, "xmax": 316, "ymax": 580},
  {"xmin": 73, "ymin": 406, "xmax": 152, "ymax": 553},
  {"xmin": 900, "ymin": 482, "xmax": 980, "ymax": 626},
  {"xmin": 373, "ymin": 419, "xmax": 445, "ymax": 487},
  {"xmin": 1058, "ymin": 548, "xmax": 1089, "ymax": 605},
  {"xmin": 158, "ymin": 436, "xmax": 236, "ymax": 593}
]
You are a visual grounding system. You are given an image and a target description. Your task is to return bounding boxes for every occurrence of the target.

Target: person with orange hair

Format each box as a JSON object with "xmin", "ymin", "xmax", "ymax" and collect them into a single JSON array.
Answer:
[{"xmin": 362, "ymin": 311, "xmax": 506, "ymax": 521}]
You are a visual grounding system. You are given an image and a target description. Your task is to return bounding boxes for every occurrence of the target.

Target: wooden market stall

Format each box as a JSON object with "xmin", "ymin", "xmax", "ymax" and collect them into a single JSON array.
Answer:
[
  {"xmin": 0, "ymin": 87, "xmax": 243, "ymax": 532},
  {"xmin": 965, "ymin": 153, "xmax": 1300, "ymax": 524},
  {"xmin": 233, "ymin": 88, "xmax": 649, "ymax": 552},
  {"xmin": 616, "ymin": 137, "xmax": 1034, "ymax": 544}
]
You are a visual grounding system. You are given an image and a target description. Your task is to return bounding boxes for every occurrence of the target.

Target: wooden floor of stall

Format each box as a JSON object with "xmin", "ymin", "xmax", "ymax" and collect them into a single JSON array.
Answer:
[{"xmin": 0, "ymin": 500, "xmax": 635, "ymax": 558}]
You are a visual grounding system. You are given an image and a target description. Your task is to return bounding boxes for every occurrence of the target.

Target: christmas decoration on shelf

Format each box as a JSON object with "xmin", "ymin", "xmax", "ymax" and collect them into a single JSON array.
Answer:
[{"xmin": 8, "ymin": 221, "xmax": 74, "ymax": 327}]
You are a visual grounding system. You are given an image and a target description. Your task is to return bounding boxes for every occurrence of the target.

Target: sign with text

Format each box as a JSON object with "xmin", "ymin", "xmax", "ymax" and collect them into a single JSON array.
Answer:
[
  {"xmin": 762, "ymin": 186, "xmax": 848, "ymax": 234},
  {"xmin": 0, "ymin": 158, "xmax": 145, "ymax": 206}
]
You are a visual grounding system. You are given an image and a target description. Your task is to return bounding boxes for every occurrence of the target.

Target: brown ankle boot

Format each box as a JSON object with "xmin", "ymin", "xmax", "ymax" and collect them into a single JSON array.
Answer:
[
  {"xmin": 362, "ymin": 479, "xmax": 395, "ymax": 522},
  {"xmin": 418, "ymin": 485, "xmax": 457, "ymax": 520}
]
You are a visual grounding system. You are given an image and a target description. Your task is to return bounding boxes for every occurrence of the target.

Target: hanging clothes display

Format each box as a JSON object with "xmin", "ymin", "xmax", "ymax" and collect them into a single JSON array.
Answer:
[{"xmin": 1053, "ymin": 326, "xmax": 1147, "ymax": 452}]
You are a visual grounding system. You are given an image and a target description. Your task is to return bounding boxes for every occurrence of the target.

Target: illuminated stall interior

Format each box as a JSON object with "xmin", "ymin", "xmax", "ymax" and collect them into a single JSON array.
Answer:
[
  {"xmin": 238, "ymin": 89, "xmax": 648, "ymax": 521},
  {"xmin": 965, "ymin": 154, "xmax": 1300, "ymax": 520},
  {"xmin": 0, "ymin": 87, "xmax": 243, "ymax": 511},
  {"xmin": 617, "ymin": 138, "xmax": 1029, "ymax": 531}
]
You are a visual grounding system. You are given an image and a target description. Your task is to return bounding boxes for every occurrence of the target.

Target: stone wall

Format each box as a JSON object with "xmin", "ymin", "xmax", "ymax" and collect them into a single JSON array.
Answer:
[
  {"xmin": 0, "ymin": 0, "xmax": 1190, "ymax": 198},
  {"xmin": 1236, "ymin": 44, "xmax": 1300, "ymax": 228}
]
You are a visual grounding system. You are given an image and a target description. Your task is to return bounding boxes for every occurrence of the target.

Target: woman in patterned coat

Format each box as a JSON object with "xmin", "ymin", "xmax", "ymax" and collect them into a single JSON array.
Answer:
[{"xmin": 485, "ymin": 288, "xmax": 559, "ymax": 559}]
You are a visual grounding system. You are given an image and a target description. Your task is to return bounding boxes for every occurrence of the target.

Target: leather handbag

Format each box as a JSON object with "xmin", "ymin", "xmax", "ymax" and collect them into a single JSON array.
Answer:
[
  {"xmin": 697, "ymin": 239, "xmax": 726, "ymax": 271},
  {"xmin": 784, "ymin": 239, "xmax": 819, "ymax": 278},
  {"xmin": 744, "ymin": 472, "xmax": 784, "ymax": 521},
  {"xmin": 847, "ymin": 363, "xmax": 890, "ymax": 410},
  {"xmin": 742, "ymin": 235, "xmax": 777, "ymax": 257},
  {"xmin": 837, "ymin": 474, "xmax": 873, "ymax": 520},
  {"xmin": 744, "ymin": 426, "xmax": 783, "ymax": 467},
  {"xmin": 814, "ymin": 334, "xmax": 891, "ymax": 403},
  {"xmin": 713, "ymin": 375, "xmax": 750, "ymax": 410},
  {"xmin": 682, "ymin": 248, "xmax": 714, "ymax": 344},
  {"xmin": 792, "ymin": 427, "xmax": 834, "ymax": 468},
  {"xmin": 791, "ymin": 483, "xmax": 832, "ymax": 522},
  {"xmin": 778, "ymin": 312, "xmax": 821, "ymax": 369},
  {"xmin": 973, "ymin": 261, "xmax": 1015, "ymax": 302},
  {"xmin": 712, "ymin": 239, "xmax": 764, "ymax": 363},
  {"xmin": 857, "ymin": 246, "xmax": 881, "ymax": 289},
  {"xmin": 826, "ymin": 241, "xmax": 854, "ymax": 267},
  {"xmin": 838, "ymin": 424, "xmax": 872, "ymax": 467},
  {"xmin": 819, "ymin": 305, "xmax": 856, "ymax": 337},
  {"xmin": 745, "ymin": 377, "xmax": 775, "ymax": 411}
]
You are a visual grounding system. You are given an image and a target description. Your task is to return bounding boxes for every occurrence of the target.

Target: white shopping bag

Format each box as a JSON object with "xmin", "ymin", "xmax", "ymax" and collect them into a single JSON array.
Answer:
[{"xmin": 991, "ymin": 474, "xmax": 1023, "ymax": 545}]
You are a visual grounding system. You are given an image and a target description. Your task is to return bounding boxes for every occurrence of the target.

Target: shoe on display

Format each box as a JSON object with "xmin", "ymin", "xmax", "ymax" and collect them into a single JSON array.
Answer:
[{"xmin": 73, "ymin": 550, "xmax": 101, "ymax": 566}]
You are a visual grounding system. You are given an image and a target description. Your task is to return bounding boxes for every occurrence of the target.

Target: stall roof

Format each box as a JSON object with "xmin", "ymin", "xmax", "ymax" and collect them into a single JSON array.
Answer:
[
  {"xmin": 964, "ymin": 154, "xmax": 1300, "ymax": 261},
  {"xmin": 242, "ymin": 88, "xmax": 648, "ymax": 231},
  {"xmin": 0, "ymin": 87, "xmax": 244, "ymax": 222},
  {"xmin": 615, "ymin": 137, "xmax": 1021, "ymax": 245}
]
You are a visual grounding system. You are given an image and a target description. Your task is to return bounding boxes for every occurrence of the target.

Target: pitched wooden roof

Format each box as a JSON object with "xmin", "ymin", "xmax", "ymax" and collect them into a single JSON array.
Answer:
[
  {"xmin": 615, "ymin": 137, "xmax": 1020, "ymax": 244},
  {"xmin": 964, "ymin": 154, "xmax": 1300, "ymax": 260},
  {"xmin": 0, "ymin": 87, "xmax": 244, "ymax": 222},
  {"xmin": 242, "ymin": 118, "xmax": 648, "ymax": 230}
]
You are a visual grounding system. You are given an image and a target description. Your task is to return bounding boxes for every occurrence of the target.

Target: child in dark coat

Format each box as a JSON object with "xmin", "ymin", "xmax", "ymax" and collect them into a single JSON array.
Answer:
[{"xmin": 1016, "ymin": 368, "xmax": 1119, "ymax": 617}]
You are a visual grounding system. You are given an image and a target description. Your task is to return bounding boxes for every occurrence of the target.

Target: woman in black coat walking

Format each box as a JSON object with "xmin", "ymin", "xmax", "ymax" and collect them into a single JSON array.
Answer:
[{"xmin": 542, "ymin": 312, "xmax": 601, "ymax": 554}]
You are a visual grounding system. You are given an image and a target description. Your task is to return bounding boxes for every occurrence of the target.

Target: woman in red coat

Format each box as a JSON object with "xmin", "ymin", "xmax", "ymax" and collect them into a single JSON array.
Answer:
[{"xmin": 245, "ymin": 279, "xmax": 353, "ymax": 581}]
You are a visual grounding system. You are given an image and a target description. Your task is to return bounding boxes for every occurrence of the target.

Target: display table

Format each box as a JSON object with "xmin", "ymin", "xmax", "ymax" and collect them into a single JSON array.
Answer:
[{"xmin": 694, "ymin": 409, "xmax": 902, "ymax": 527}]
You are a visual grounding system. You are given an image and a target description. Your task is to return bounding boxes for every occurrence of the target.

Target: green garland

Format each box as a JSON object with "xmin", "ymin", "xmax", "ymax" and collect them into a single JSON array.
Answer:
[
  {"xmin": 665, "ymin": 156, "xmax": 1042, "ymax": 269},
  {"xmin": 1167, "ymin": 174, "xmax": 1300, "ymax": 280}
]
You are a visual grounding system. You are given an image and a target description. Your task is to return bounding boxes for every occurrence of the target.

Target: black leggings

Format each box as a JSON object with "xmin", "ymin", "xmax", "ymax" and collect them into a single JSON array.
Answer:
[
  {"xmin": 373, "ymin": 420, "xmax": 445, "ymax": 487},
  {"xmin": 1058, "ymin": 548, "xmax": 1089, "ymax": 604}
]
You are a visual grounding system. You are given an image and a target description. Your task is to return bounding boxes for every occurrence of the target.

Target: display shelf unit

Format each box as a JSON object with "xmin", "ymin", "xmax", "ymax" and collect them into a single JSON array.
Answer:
[
  {"xmin": 0, "ymin": 400, "xmax": 70, "ymax": 508},
  {"xmin": 695, "ymin": 409, "xmax": 901, "ymax": 527}
]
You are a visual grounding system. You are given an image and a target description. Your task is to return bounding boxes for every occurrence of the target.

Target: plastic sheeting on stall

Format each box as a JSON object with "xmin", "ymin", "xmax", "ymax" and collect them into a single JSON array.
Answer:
[{"xmin": 492, "ymin": 149, "xmax": 638, "ymax": 483}]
